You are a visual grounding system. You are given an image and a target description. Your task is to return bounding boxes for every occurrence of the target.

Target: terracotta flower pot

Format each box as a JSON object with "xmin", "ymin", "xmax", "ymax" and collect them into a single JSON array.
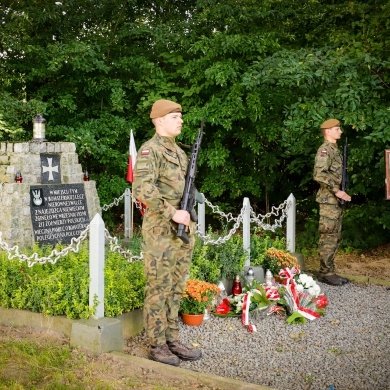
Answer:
[{"xmin": 181, "ymin": 313, "xmax": 204, "ymax": 326}]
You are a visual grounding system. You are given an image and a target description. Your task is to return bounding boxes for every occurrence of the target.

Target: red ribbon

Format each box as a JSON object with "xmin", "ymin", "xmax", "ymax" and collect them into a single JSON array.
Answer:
[
  {"xmin": 241, "ymin": 293, "xmax": 257, "ymax": 332},
  {"xmin": 265, "ymin": 285, "xmax": 280, "ymax": 300},
  {"xmin": 279, "ymin": 267, "xmax": 320, "ymax": 321}
]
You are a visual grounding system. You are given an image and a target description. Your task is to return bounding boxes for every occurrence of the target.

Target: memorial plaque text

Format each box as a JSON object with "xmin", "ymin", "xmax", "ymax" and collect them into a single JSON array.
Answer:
[{"xmin": 30, "ymin": 183, "xmax": 89, "ymax": 245}]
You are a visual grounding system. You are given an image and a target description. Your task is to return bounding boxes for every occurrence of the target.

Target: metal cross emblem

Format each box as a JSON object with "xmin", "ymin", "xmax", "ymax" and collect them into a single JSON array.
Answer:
[{"xmin": 42, "ymin": 157, "xmax": 59, "ymax": 181}]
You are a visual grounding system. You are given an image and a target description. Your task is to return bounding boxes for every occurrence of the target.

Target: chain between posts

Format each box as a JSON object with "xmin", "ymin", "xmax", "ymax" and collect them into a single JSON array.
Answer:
[
  {"xmin": 104, "ymin": 228, "xmax": 144, "ymax": 263},
  {"xmin": 0, "ymin": 227, "xmax": 90, "ymax": 267},
  {"xmin": 195, "ymin": 203, "xmax": 246, "ymax": 245},
  {"xmin": 249, "ymin": 199, "xmax": 290, "ymax": 232},
  {"xmin": 0, "ymin": 190, "xmax": 291, "ymax": 264}
]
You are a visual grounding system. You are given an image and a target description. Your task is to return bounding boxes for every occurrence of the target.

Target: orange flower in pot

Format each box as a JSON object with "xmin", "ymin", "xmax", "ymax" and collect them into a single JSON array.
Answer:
[{"xmin": 180, "ymin": 279, "xmax": 220, "ymax": 325}]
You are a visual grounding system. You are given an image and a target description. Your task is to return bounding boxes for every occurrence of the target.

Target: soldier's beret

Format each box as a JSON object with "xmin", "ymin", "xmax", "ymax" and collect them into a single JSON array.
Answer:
[
  {"xmin": 150, "ymin": 99, "xmax": 182, "ymax": 119},
  {"xmin": 320, "ymin": 118, "xmax": 340, "ymax": 129}
]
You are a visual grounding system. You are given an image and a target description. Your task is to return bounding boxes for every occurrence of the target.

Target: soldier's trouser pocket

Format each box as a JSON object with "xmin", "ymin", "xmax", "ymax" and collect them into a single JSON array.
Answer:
[
  {"xmin": 142, "ymin": 225, "xmax": 172, "ymax": 280},
  {"xmin": 319, "ymin": 204, "xmax": 343, "ymax": 235}
]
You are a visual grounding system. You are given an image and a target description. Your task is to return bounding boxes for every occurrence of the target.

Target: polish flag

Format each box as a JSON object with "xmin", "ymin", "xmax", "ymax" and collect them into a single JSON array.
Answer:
[
  {"xmin": 126, "ymin": 130, "xmax": 146, "ymax": 216},
  {"xmin": 126, "ymin": 130, "xmax": 137, "ymax": 183}
]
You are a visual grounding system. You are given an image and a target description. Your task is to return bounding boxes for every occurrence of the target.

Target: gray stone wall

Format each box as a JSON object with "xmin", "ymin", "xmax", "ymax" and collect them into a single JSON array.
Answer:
[{"xmin": 0, "ymin": 142, "xmax": 101, "ymax": 248}]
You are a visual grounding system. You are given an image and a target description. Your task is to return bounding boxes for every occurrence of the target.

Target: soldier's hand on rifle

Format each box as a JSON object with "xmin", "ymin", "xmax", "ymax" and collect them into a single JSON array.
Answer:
[
  {"xmin": 172, "ymin": 210, "xmax": 191, "ymax": 226},
  {"xmin": 335, "ymin": 190, "xmax": 351, "ymax": 202}
]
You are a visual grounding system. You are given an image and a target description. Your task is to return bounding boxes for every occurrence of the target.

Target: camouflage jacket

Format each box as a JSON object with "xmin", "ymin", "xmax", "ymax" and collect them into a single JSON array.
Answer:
[
  {"xmin": 313, "ymin": 140, "xmax": 343, "ymax": 205},
  {"xmin": 132, "ymin": 133, "xmax": 189, "ymax": 228}
]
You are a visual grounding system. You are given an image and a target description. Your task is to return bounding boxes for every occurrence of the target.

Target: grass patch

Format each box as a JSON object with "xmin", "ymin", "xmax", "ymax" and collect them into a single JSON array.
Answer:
[
  {"xmin": 0, "ymin": 328, "xmax": 115, "ymax": 389},
  {"xmin": 0, "ymin": 326, "xmax": 185, "ymax": 390},
  {"xmin": 0, "ymin": 335, "xmax": 87, "ymax": 389}
]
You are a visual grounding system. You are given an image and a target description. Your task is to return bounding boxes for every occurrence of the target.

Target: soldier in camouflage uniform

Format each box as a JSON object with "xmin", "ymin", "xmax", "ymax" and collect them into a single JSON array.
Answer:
[
  {"xmin": 132, "ymin": 99, "xmax": 202, "ymax": 366},
  {"xmin": 313, "ymin": 118, "xmax": 351, "ymax": 286}
]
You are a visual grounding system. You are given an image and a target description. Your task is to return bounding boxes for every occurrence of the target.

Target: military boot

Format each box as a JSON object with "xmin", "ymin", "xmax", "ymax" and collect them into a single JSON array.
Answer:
[
  {"xmin": 167, "ymin": 341, "xmax": 202, "ymax": 361},
  {"xmin": 319, "ymin": 274, "xmax": 349, "ymax": 286},
  {"xmin": 149, "ymin": 344, "xmax": 180, "ymax": 366}
]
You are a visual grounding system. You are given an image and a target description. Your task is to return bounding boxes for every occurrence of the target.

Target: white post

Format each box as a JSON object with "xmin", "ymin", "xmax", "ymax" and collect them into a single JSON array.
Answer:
[
  {"xmin": 286, "ymin": 193, "xmax": 296, "ymax": 253},
  {"xmin": 243, "ymin": 197, "xmax": 251, "ymax": 266},
  {"xmin": 197, "ymin": 192, "xmax": 205, "ymax": 236},
  {"xmin": 89, "ymin": 213, "xmax": 105, "ymax": 319},
  {"xmin": 124, "ymin": 188, "xmax": 132, "ymax": 239}
]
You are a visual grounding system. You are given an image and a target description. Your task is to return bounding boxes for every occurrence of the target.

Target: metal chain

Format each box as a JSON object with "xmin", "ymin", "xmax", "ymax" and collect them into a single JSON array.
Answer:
[
  {"xmin": 101, "ymin": 192, "xmax": 126, "ymax": 211},
  {"xmin": 0, "ymin": 190, "xmax": 290, "ymax": 264},
  {"xmin": 101, "ymin": 189, "xmax": 145, "ymax": 213},
  {"xmin": 104, "ymin": 229, "xmax": 144, "ymax": 263},
  {"xmin": 195, "ymin": 204, "xmax": 246, "ymax": 245},
  {"xmin": 0, "ymin": 227, "xmax": 89, "ymax": 267},
  {"xmin": 249, "ymin": 199, "xmax": 290, "ymax": 231},
  {"xmin": 202, "ymin": 195, "xmax": 238, "ymax": 223}
]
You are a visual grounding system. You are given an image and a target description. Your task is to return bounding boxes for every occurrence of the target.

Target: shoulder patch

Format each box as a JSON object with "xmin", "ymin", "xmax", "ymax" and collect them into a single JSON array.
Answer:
[
  {"xmin": 320, "ymin": 150, "xmax": 328, "ymax": 156},
  {"xmin": 141, "ymin": 149, "xmax": 150, "ymax": 155}
]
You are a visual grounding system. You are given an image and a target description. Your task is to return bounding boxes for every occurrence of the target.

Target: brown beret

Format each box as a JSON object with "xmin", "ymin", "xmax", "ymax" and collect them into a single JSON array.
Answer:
[
  {"xmin": 150, "ymin": 99, "xmax": 182, "ymax": 119},
  {"xmin": 320, "ymin": 118, "xmax": 340, "ymax": 129}
]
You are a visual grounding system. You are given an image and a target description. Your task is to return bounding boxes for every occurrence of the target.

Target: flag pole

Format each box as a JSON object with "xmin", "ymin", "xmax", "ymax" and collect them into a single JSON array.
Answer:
[
  {"xmin": 126, "ymin": 129, "xmax": 144, "ymax": 238},
  {"xmin": 130, "ymin": 190, "xmax": 134, "ymax": 238},
  {"xmin": 128, "ymin": 130, "xmax": 137, "ymax": 239}
]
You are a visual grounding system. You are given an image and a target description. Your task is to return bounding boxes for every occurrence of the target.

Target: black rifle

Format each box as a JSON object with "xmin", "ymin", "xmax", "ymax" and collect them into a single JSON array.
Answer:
[
  {"xmin": 340, "ymin": 137, "xmax": 348, "ymax": 208},
  {"xmin": 177, "ymin": 119, "xmax": 204, "ymax": 244}
]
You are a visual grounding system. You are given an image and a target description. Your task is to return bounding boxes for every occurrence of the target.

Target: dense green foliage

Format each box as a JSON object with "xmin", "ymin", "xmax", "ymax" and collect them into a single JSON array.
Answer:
[
  {"xmin": 1, "ymin": 0, "xmax": 389, "ymax": 246},
  {"xmin": 190, "ymin": 233, "xmax": 247, "ymax": 282},
  {"xmin": 0, "ymin": 243, "xmax": 145, "ymax": 318},
  {"xmin": 0, "ymin": 231, "xmax": 290, "ymax": 318}
]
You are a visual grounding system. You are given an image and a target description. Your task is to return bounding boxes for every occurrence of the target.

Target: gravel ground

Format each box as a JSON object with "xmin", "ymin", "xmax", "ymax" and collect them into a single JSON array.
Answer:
[{"xmin": 126, "ymin": 282, "xmax": 390, "ymax": 390}]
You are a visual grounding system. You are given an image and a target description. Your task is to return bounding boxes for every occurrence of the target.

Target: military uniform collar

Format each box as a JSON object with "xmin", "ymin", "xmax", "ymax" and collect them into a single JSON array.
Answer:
[
  {"xmin": 155, "ymin": 133, "xmax": 177, "ymax": 151},
  {"xmin": 324, "ymin": 139, "xmax": 339, "ymax": 150}
]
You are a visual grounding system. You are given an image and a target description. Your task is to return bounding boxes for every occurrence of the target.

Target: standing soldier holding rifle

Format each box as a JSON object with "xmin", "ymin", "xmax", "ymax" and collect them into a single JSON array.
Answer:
[
  {"xmin": 133, "ymin": 99, "xmax": 202, "ymax": 366},
  {"xmin": 313, "ymin": 118, "xmax": 352, "ymax": 286}
]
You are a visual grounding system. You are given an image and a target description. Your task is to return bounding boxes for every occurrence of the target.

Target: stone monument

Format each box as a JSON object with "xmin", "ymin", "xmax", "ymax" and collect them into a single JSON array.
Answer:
[{"xmin": 0, "ymin": 136, "xmax": 101, "ymax": 248}]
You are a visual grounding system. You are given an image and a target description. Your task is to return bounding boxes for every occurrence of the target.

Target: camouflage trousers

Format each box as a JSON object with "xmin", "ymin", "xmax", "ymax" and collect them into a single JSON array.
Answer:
[
  {"xmin": 318, "ymin": 203, "xmax": 344, "ymax": 275},
  {"xmin": 142, "ymin": 221, "xmax": 195, "ymax": 346}
]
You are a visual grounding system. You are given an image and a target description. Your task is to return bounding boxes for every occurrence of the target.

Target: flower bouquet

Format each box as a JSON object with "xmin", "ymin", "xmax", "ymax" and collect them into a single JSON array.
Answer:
[
  {"xmin": 278, "ymin": 267, "xmax": 329, "ymax": 324},
  {"xmin": 179, "ymin": 279, "xmax": 220, "ymax": 315},
  {"xmin": 214, "ymin": 282, "xmax": 273, "ymax": 317},
  {"xmin": 262, "ymin": 248, "xmax": 300, "ymax": 276},
  {"xmin": 213, "ymin": 267, "xmax": 329, "ymax": 331},
  {"xmin": 295, "ymin": 273, "xmax": 321, "ymax": 298}
]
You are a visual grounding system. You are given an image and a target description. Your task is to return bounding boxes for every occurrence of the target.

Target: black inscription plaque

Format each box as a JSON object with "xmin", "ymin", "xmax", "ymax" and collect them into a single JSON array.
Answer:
[{"xmin": 30, "ymin": 183, "xmax": 89, "ymax": 245}]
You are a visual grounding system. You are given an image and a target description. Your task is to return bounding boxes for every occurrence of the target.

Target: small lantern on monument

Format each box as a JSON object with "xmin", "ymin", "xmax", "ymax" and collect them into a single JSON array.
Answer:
[
  {"xmin": 15, "ymin": 171, "xmax": 23, "ymax": 183},
  {"xmin": 32, "ymin": 114, "xmax": 46, "ymax": 142},
  {"xmin": 83, "ymin": 170, "xmax": 90, "ymax": 181},
  {"xmin": 246, "ymin": 267, "xmax": 255, "ymax": 285}
]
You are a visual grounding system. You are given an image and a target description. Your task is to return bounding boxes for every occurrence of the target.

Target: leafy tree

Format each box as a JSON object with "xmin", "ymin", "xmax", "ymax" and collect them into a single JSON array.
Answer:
[{"xmin": 0, "ymin": 0, "xmax": 389, "ymax": 246}]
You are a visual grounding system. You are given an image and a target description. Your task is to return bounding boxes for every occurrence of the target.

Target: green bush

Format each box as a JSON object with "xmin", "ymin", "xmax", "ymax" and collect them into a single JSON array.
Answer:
[
  {"xmin": 190, "ymin": 230, "xmax": 290, "ymax": 282},
  {"xmin": 190, "ymin": 237, "xmax": 222, "ymax": 283},
  {"xmin": 105, "ymin": 252, "xmax": 145, "ymax": 317},
  {"xmin": 190, "ymin": 232, "xmax": 246, "ymax": 283},
  {"xmin": 0, "ymin": 239, "xmax": 145, "ymax": 319},
  {"xmin": 295, "ymin": 202, "xmax": 390, "ymax": 254},
  {"xmin": 3, "ymin": 225, "xmax": 347, "ymax": 320},
  {"xmin": 249, "ymin": 231, "xmax": 287, "ymax": 266},
  {"xmin": 341, "ymin": 203, "xmax": 390, "ymax": 250}
]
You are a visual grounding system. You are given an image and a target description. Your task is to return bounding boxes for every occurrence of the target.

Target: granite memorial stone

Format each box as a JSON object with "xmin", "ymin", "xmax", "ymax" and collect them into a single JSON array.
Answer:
[{"xmin": 0, "ymin": 141, "xmax": 101, "ymax": 248}]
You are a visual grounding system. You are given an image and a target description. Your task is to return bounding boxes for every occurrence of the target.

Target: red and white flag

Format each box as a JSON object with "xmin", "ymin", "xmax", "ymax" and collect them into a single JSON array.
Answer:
[
  {"xmin": 126, "ymin": 130, "xmax": 146, "ymax": 215},
  {"xmin": 126, "ymin": 130, "xmax": 137, "ymax": 183}
]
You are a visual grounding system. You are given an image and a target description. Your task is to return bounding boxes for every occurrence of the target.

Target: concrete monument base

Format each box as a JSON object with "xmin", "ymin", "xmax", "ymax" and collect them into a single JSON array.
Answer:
[{"xmin": 70, "ymin": 317, "xmax": 123, "ymax": 355}]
